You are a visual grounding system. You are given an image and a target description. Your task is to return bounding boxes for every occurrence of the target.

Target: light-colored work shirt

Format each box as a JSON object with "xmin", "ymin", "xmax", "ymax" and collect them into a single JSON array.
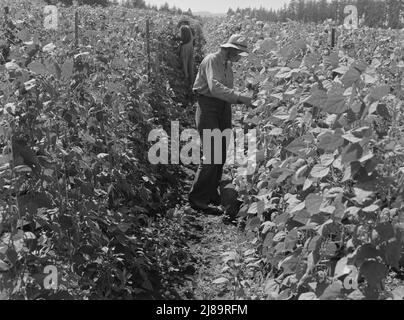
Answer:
[{"xmin": 193, "ymin": 50, "xmax": 241, "ymax": 104}]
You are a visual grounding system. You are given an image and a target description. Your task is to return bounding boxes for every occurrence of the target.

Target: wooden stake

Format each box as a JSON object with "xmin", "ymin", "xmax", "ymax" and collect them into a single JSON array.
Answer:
[
  {"xmin": 75, "ymin": 10, "xmax": 79, "ymax": 47},
  {"xmin": 146, "ymin": 17, "xmax": 151, "ymax": 80},
  {"xmin": 336, "ymin": 0, "xmax": 340, "ymax": 25},
  {"xmin": 4, "ymin": 6, "xmax": 9, "ymax": 26},
  {"xmin": 331, "ymin": 27, "xmax": 336, "ymax": 48}
]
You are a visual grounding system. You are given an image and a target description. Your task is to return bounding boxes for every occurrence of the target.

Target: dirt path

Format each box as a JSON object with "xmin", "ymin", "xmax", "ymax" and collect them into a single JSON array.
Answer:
[
  {"xmin": 186, "ymin": 213, "xmax": 262, "ymax": 300},
  {"xmin": 156, "ymin": 161, "xmax": 266, "ymax": 301},
  {"xmin": 165, "ymin": 205, "xmax": 263, "ymax": 300}
]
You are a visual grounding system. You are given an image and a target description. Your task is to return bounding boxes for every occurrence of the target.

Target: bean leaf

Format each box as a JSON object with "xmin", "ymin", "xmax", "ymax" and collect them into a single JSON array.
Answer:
[
  {"xmin": 310, "ymin": 164, "xmax": 330, "ymax": 178},
  {"xmin": 212, "ymin": 277, "xmax": 229, "ymax": 285}
]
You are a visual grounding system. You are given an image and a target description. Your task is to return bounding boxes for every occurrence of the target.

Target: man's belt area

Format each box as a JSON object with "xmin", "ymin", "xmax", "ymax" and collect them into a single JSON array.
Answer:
[{"xmin": 194, "ymin": 92, "xmax": 225, "ymax": 104}]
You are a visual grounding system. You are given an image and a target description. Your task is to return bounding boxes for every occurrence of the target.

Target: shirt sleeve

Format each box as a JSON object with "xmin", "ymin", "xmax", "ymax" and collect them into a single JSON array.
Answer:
[{"xmin": 205, "ymin": 58, "xmax": 240, "ymax": 104}]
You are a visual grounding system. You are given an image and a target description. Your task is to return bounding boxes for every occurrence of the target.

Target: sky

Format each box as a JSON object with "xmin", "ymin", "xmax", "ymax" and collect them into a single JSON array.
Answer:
[{"xmin": 145, "ymin": 0, "xmax": 291, "ymax": 14}]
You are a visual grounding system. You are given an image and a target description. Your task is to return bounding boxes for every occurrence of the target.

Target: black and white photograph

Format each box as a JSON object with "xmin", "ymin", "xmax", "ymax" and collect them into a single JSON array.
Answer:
[{"xmin": 0, "ymin": 0, "xmax": 404, "ymax": 307}]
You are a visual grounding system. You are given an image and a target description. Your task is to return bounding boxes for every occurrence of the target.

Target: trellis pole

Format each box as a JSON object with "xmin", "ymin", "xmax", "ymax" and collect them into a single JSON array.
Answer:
[
  {"xmin": 4, "ymin": 6, "xmax": 9, "ymax": 19},
  {"xmin": 146, "ymin": 17, "xmax": 151, "ymax": 80},
  {"xmin": 331, "ymin": 27, "xmax": 336, "ymax": 48},
  {"xmin": 75, "ymin": 10, "xmax": 79, "ymax": 47}
]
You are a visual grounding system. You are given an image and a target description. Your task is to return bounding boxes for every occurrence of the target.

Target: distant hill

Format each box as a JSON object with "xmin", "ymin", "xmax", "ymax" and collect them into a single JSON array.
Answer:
[{"xmin": 194, "ymin": 11, "xmax": 226, "ymax": 17}]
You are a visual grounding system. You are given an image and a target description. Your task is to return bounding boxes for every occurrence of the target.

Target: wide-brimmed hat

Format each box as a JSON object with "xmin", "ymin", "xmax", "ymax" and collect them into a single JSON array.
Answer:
[
  {"xmin": 177, "ymin": 16, "xmax": 191, "ymax": 27},
  {"xmin": 220, "ymin": 34, "xmax": 249, "ymax": 56}
]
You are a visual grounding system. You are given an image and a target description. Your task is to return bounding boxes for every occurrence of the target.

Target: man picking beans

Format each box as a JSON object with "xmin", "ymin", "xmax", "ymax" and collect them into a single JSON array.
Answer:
[{"xmin": 189, "ymin": 34, "xmax": 253, "ymax": 215}]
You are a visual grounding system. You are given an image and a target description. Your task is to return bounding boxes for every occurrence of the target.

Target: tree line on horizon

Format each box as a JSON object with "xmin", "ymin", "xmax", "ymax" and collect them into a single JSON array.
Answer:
[
  {"xmin": 227, "ymin": 0, "xmax": 403, "ymax": 29},
  {"xmin": 44, "ymin": 0, "xmax": 194, "ymax": 16},
  {"xmin": 110, "ymin": 0, "xmax": 193, "ymax": 15}
]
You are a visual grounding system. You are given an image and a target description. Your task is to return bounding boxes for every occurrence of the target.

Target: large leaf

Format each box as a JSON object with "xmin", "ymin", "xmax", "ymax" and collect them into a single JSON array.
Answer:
[
  {"xmin": 17, "ymin": 28, "xmax": 32, "ymax": 42},
  {"xmin": 44, "ymin": 60, "xmax": 59, "ymax": 81},
  {"xmin": 352, "ymin": 126, "xmax": 372, "ymax": 139},
  {"xmin": 275, "ymin": 67, "xmax": 292, "ymax": 79},
  {"xmin": 246, "ymin": 217, "xmax": 261, "ymax": 230},
  {"xmin": 305, "ymin": 194, "xmax": 323, "ymax": 214},
  {"xmin": 341, "ymin": 67, "xmax": 361, "ymax": 88},
  {"xmin": 307, "ymin": 235, "xmax": 323, "ymax": 252},
  {"xmin": 290, "ymin": 201, "xmax": 306, "ymax": 214},
  {"xmin": 303, "ymin": 87, "xmax": 327, "ymax": 108},
  {"xmin": 318, "ymin": 220, "xmax": 339, "ymax": 237},
  {"xmin": 333, "ymin": 195, "xmax": 345, "ymax": 222},
  {"xmin": 264, "ymin": 279, "xmax": 280, "ymax": 297},
  {"xmin": 299, "ymin": 292, "xmax": 318, "ymax": 300},
  {"xmin": 302, "ymin": 52, "xmax": 319, "ymax": 69},
  {"xmin": 292, "ymin": 165, "xmax": 309, "ymax": 186},
  {"xmin": 28, "ymin": 61, "xmax": 48, "ymax": 75},
  {"xmin": 319, "ymin": 281, "xmax": 343, "ymax": 300},
  {"xmin": 247, "ymin": 202, "xmax": 258, "ymax": 215},
  {"xmin": 0, "ymin": 260, "xmax": 11, "ymax": 271},
  {"xmin": 269, "ymin": 127, "xmax": 283, "ymax": 136},
  {"xmin": 323, "ymin": 52, "xmax": 339, "ymax": 69},
  {"xmin": 341, "ymin": 143, "xmax": 363, "ymax": 164},
  {"xmin": 254, "ymin": 38, "xmax": 278, "ymax": 53},
  {"xmin": 362, "ymin": 204, "xmax": 379, "ymax": 213},
  {"xmin": 310, "ymin": 164, "xmax": 330, "ymax": 178},
  {"xmin": 325, "ymin": 187, "xmax": 344, "ymax": 199},
  {"xmin": 353, "ymin": 187, "xmax": 374, "ymax": 203},
  {"xmin": 273, "ymin": 231, "xmax": 287, "ymax": 243},
  {"xmin": 318, "ymin": 131, "xmax": 344, "ymax": 152},
  {"xmin": 274, "ymin": 213, "xmax": 290, "ymax": 226},
  {"xmin": 333, "ymin": 66, "xmax": 349, "ymax": 74},
  {"xmin": 284, "ymin": 229, "xmax": 299, "ymax": 251},
  {"xmin": 293, "ymin": 210, "xmax": 311, "ymax": 225},
  {"xmin": 323, "ymin": 242, "xmax": 338, "ymax": 257},
  {"xmin": 276, "ymin": 170, "xmax": 294, "ymax": 183},
  {"xmin": 320, "ymin": 154, "xmax": 334, "ymax": 167},
  {"xmin": 278, "ymin": 254, "xmax": 300, "ymax": 275},
  {"xmin": 285, "ymin": 138, "xmax": 306, "ymax": 155},
  {"xmin": 212, "ymin": 277, "xmax": 229, "ymax": 285},
  {"xmin": 285, "ymin": 136, "xmax": 313, "ymax": 156},
  {"xmin": 342, "ymin": 133, "xmax": 362, "ymax": 144},
  {"xmin": 256, "ymin": 200, "xmax": 266, "ymax": 216},
  {"xmin": 375, "ymin": 222, "xmax": 395, "ymax": 241},
  {"xmin": 237, "ymin": 205, "xmax": 249, "ymax": 218},
  {"xmin": 325, "ymin": 87, "xmax": 348, "ymax": 114},
  {"xmin": 369, "ymin": 85, "xmax": 390, "ymax": 100}
]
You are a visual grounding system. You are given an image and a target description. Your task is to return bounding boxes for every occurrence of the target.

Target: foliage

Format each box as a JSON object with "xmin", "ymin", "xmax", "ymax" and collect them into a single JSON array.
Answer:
[
  {"xmin": 44, "ymin": 0, "xmax": 109, "ymax": 6},
  {"xmin": 205, "ymin": 15, "xmax": 404, "ymax": 300},
  {"xmin": 0, "ymin": 1, "xmax": 204, "ymax": 299}
]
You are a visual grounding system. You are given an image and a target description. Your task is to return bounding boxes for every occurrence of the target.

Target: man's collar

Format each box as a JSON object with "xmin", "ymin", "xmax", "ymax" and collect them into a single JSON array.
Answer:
[{"xmin": 216, "ymin": 49, "xmax": 229, "ymax": 67}]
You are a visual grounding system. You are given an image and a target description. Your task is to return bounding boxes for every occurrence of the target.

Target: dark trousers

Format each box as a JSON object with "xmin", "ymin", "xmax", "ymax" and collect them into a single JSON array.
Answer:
[
  {"xmin": 189, "ymin": 95, "xmax": 232, "ymax": 205},
  {"xmin": 180, "ymin": 41, "xmax": 194, "ymax": 86}
]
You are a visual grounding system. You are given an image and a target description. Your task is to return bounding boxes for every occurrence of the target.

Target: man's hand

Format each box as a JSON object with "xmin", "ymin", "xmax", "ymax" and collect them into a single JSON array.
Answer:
[{"xmin": 237, "ymin": 94, "xmax": 253, "ymax": 107}]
